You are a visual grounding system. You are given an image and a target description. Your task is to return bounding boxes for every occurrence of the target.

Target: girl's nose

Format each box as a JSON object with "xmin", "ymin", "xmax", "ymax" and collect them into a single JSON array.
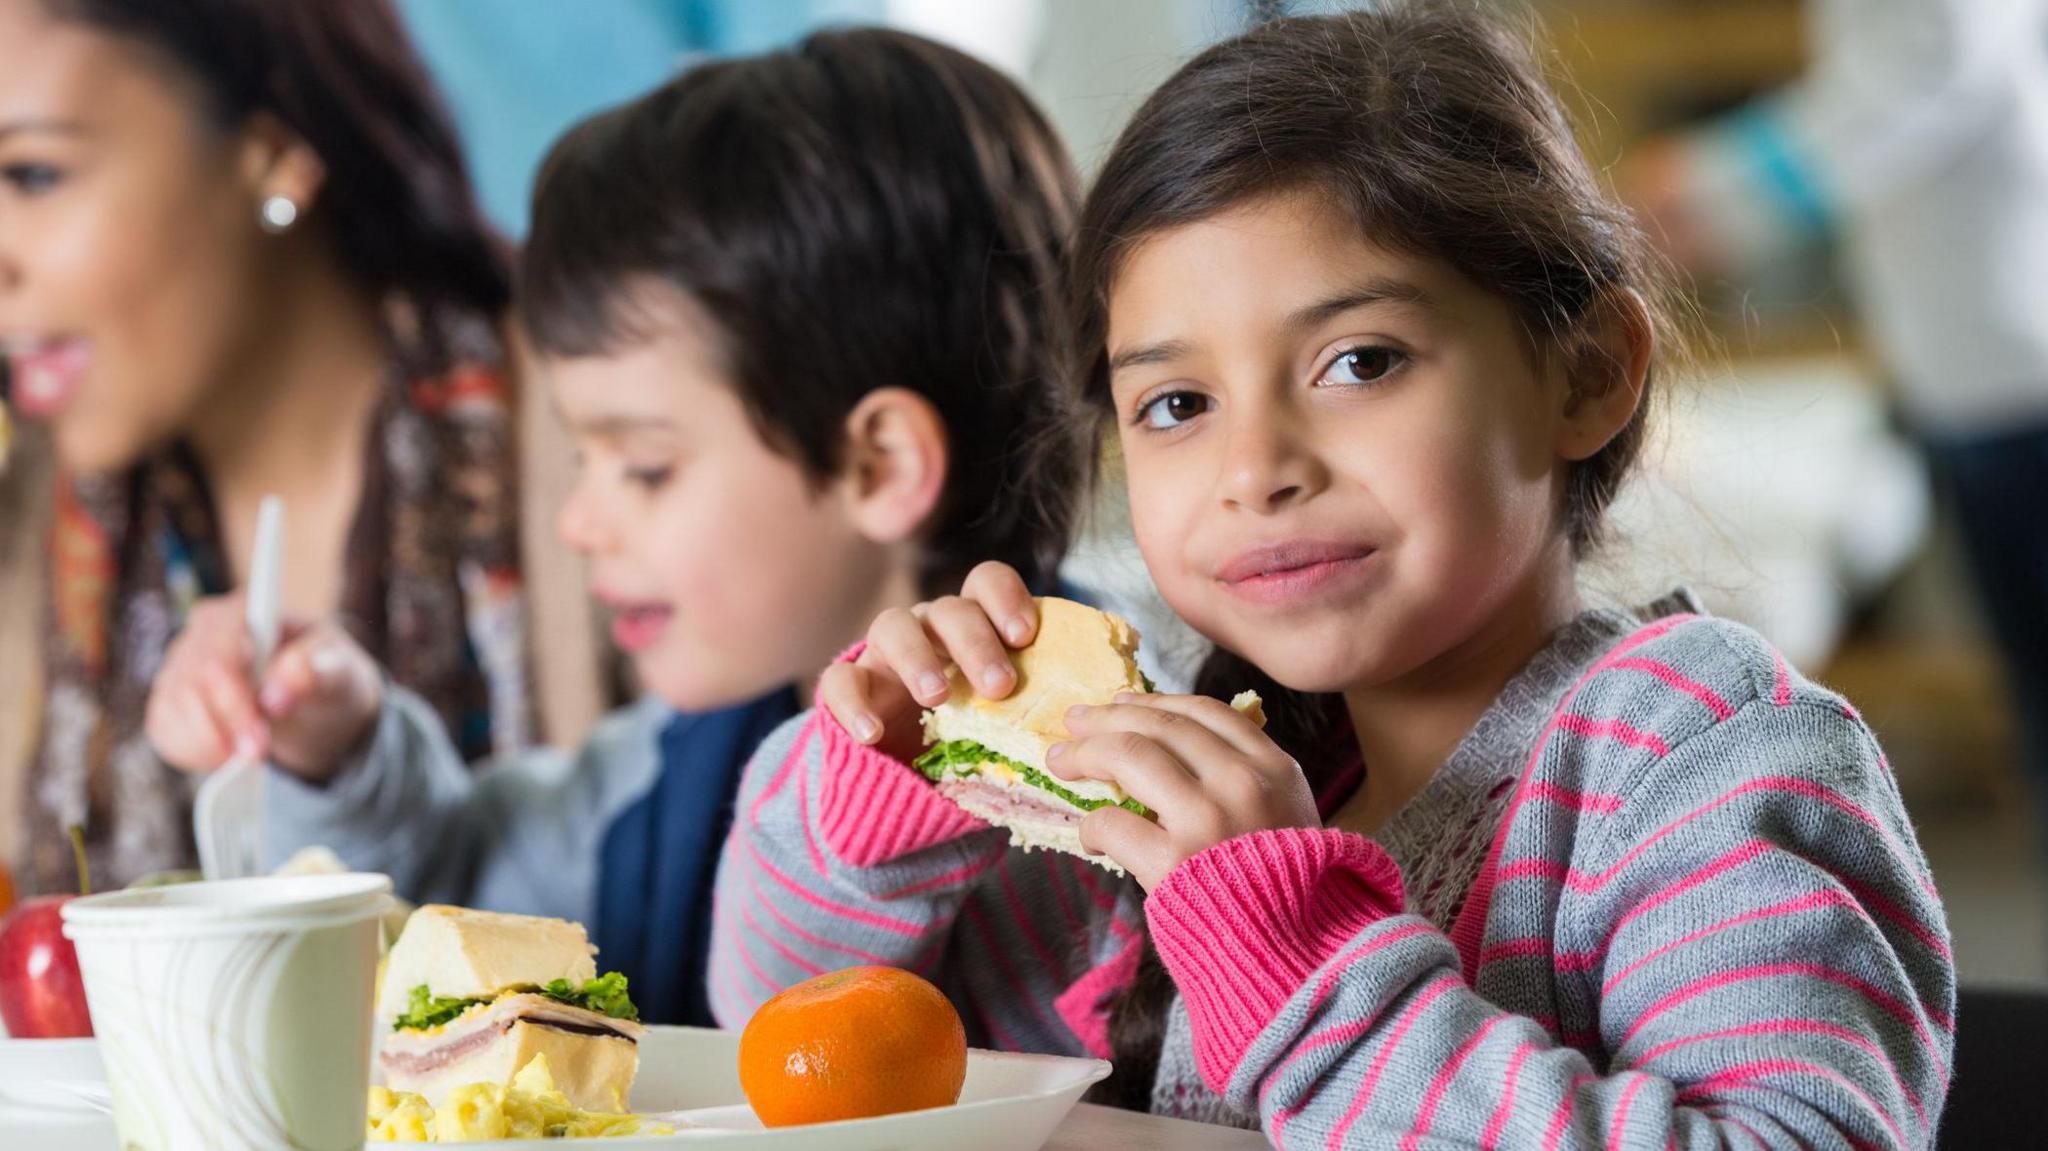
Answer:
[{"xmin": 1218, "ymin": 405, "xmax": 1324, "ymax": 513}]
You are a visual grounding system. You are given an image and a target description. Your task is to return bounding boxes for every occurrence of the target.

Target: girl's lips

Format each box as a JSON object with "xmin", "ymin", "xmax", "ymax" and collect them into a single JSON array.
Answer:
[
  {"xmin": 606, "ymin": 602, "xmax": 674, "ymax": 652},
  {"xmin": 5, "ymin": 338, "xmax": 90, "ymax": 419},
  {"xmin": 1214, "ymin": 541, "xmax": 1379, "ymax": 606}
]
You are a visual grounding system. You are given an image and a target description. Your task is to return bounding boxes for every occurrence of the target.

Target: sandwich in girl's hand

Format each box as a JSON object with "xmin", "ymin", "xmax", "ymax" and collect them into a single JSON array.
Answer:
[{"xmin": 914, "ymin": 597, "xmax": 1260, "ymax": 871}]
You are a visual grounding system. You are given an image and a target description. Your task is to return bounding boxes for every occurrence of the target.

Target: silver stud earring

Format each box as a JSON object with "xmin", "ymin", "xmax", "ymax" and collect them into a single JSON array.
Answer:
[{"xmin": 259, "ymin": 195, "xmax": 299, "ymax": 234}]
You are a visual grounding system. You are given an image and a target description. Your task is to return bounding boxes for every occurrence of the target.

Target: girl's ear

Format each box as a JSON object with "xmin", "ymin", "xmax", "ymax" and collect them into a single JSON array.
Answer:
[
  {"xmin": 1555, "ymin": 288, "xmax": 1653, "ymax": 462},
  {"xmin": 835, "ymin": 387, "xmax": 949, "ymax": 545}
]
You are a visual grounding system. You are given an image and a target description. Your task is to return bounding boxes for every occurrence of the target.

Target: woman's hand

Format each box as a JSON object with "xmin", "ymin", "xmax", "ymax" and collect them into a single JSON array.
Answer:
[
  {"xmin": 1049, "ymin": 693, "xmax": 1320, "ymax": 890},
  {"xmin": 816, "ymin": 561, "xmax": 1040, "ymax": 762},
  {"xmin": 145, "ymin": 595, "xmax": 383, "ymax": 782}
]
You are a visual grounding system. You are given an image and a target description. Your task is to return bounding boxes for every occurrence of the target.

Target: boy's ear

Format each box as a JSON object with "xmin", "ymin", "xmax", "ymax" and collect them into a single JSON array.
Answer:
[
  {"xmin": 836, "ymin": 387, "xmax": 949, "ymax": 544},
  {"xmin": 1554, "ymin": 288, "xmax": 1653, "ymax": 462}
]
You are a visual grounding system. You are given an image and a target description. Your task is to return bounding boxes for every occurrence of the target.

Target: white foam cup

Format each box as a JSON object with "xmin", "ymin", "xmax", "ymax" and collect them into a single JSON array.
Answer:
[{"xmin": 63, "ymin": 873, "xmax": 392, "ymax": 1150}]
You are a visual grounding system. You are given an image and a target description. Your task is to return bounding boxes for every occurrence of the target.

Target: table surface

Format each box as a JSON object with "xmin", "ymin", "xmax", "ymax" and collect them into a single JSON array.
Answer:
[{"xmin": 2, "ymin": 1101, "xmax": 1270, "ymax": 1149}]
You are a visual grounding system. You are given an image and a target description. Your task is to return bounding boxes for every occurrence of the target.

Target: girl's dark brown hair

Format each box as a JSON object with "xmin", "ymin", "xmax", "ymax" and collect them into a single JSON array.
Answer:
[
  {"xmin": 520, "ymin": 28, "xmax": 1085, "ymax": 596},
  {"xmin": 1071, "ymin": 4, "xmax": 1684, "ymax": 1108},
  {"xmin": 47, "ymin": 0, "xmax": 511, "ymax": 330}
]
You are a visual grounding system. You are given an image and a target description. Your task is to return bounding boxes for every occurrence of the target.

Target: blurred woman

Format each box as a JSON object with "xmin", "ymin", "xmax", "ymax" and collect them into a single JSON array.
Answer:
[{"xmin": 0, "ymin": 0, "xmax": 535, "ymax": 891}]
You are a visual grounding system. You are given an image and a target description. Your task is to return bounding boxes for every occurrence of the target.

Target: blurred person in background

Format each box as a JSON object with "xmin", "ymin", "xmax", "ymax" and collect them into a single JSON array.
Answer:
[
  {"xmin": 1624, "ymin": 0, "xmax": 2048, "ymax": 825},
  {"xmin": 0, "ymin": 0, "xmax": 545, "ymax": 893}
]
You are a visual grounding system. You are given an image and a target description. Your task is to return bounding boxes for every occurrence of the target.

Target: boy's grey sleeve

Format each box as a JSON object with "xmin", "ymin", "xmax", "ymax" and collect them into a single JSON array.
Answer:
[{"xmin": 263, "ymin": 689, "xmax": 665, "ymax": 919}]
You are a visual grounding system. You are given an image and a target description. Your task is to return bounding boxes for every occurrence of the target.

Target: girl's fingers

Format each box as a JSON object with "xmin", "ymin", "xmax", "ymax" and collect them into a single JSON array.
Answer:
[
  {"xmin": 1099, "ymin": 693, "xmax": 1283, "ymax": 764},
  {"xmin": 1060, "ymin": 700, "xmax": 1248, "ymax": 782},
  {"xmin": 960, "ymin": 562, "xmax": 1038, "ymax": 647},
  {"xmin": 867, "ymin": 606, "xmax": 955, "ymax": 708},
  {"xmin": 924, "ymin": 596, "xmax": 1015, "ymax": 699},
  {"xmin": 261, "ymin": 641, "xmax": 320, "ymax": 718},
  {"xmin": 1078, "ymin": 807, "xmax": 1174, "ymax": 888},
  {"xmin": 817, "ymin": 663, "xmax": 903, "ymax": 744},
  {"xmin": 817, "ymin": 664, "xmax": 877, "ymax": 742},
  {"xmin": 1045, "ymin": 731, "xmax": 1205, "ymax": 817}
]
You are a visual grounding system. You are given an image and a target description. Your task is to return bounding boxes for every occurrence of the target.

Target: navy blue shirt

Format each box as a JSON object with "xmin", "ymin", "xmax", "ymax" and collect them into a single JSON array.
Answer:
[{"xmin": 592, "ymin": 688, "xmax": 801, "ymax": 1026}]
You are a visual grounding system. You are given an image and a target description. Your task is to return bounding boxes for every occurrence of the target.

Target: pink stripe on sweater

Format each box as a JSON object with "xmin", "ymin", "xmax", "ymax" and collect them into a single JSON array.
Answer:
[
  {"xmin": 1639, "ymin": 1019, "xmax": 1927, "ymax": 1135},
  {"xmin": 1772, "ymin": 651, "xmax": 1793, "ymax": 707},
  {"xmin": 1523, "ymin": 780, "xmax": 1625, "ymax": 813},
  {"xmin": 1680, "ymin": 1058, "xmax": 1903, "ymax": 1148},
  {"xmin": 1552, "ymin": 713, "xmax": 1671, "ymax": 756},
  {"xmin": 1608, "ymin": 656, "xmax": 1737, "ymax": 719},
  {"xmin": 1403, "ymin": 1014, "xmax": 1507, "ymax": 1150},
  {"xmin": 1540, "ymin": 1072, "xmax": 1597, "ymax": 1151},
  {"xmin": 1601, "ymin": 890, "xmax": 1854, "ymax": 993},
  {"xmin": 1449, "ymin": 615, "xmax": 1701, "ymax": 978},
  {"xmin": 1052, "ymin": 932, "xmax": 1144, "ymax": 1059},
  {"xmin": 747, "ymin": 717, "xmax": 816, "ymax": 826},
  {"xmin": 1842, "ymin": 874, "xmax": 1954, "ymax": 960},
  {"xmin": 1480, "ymin": 1039, "xmax": 1539, "ymax": 1150},
  {"xmin": 1500, "ymin": 776, "xmax": 1937, "ymax": 902},
  {"xmin": 1324, "ymin": 976, "xmax": 1460, "ymax": 1150},
  {"xmin": 875, "ymin": 850, "xmax": 1003, "ymax": 900},
  {"xmin": 1621, "ymin": 963, "xmax": 1948, "ymax": 1079},
  {"xmin": 1606, "ymin": 1074, "xmax": 1649, "ymax": 1147},
  {"xmin": 738, "ymin": 898, "xmax": 824, "ymax": 977},
  {"xmin": 744, "ymin": 870, "xmax": 897, "ymax": 966},
  {"xmin": 1262, "ymin": 922, "xmax": 1444, "ymax": 1136},
  {"xmin": 795, "ymin": 756, "xmax": 829, "ymax": 881},
  {"xmin": 747, "ymin": 838, "xmax": 923, "ymax": 937}
]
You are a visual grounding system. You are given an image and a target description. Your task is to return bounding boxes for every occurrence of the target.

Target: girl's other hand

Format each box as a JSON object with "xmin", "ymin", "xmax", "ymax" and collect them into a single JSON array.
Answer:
[
  {"xmin": 1050, "ymin": 693, "xmax": 1320, "ymax": 890},
  {"xmin": 816, "ymin": 560, "xmax": 1039, "ymax": 762},
  {"xmin": 145, "ymin": 595, "xmax": 383, "ymax": 782}
]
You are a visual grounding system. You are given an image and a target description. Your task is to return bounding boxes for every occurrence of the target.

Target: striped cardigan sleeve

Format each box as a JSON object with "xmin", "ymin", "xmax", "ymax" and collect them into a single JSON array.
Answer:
[
  {"xmin": 1149, "ymin": 698, "xmax": 1954, "ymax": 1149},
  {"xmin": 707, "ymin": 706, "xmax": 1008, "ymax": 1026}
]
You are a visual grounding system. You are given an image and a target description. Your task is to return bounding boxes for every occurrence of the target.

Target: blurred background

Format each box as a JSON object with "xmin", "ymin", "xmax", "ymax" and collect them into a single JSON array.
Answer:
[{"xmin": 1, "ymin": 0, "xmax": 2042, "ymax": 987}]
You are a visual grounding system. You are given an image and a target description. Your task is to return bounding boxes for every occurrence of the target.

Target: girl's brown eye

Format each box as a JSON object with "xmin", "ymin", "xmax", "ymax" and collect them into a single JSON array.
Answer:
[
  {"xmin": 1320, "ymin": 346, "xmax": 1404, "ymax": 387},
  {"xmin": 1137, "ymin": 391, "xmax": 1211, "ymax": 429}
]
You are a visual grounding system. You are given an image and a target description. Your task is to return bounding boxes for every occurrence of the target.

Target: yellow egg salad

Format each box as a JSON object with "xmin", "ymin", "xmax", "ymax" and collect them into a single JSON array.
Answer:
[{"xmin": 367, "ymin": 1054, "xmax": 675, "ymax": 1142}]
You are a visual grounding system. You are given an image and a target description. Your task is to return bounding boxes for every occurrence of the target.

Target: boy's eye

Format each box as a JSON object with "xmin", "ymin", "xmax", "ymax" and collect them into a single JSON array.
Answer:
[
  {"xmin": 1135, "ymin": 391, "xmax": 1211, "ymax": 430},
  {"xmin": 1, "ymin": 163, "xmax": 64, "ymax": 196},
  {"xmin": 1319, "ymin": 346, "xmax": 1403, "ymax": 387},
  {"xmin": 624, "ymin": 464, "xmax": 674, "ymax": 491}
]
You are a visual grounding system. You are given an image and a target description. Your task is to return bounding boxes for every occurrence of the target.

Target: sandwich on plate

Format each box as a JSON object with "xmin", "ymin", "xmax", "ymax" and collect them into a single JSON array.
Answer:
[
  {"xmin": 914, "ymin": 597, "xmax": 1261, "ymax": 874},
  {"xmin": 376, "ymin": 905, "xmax": 643, "ymax": 1113}
]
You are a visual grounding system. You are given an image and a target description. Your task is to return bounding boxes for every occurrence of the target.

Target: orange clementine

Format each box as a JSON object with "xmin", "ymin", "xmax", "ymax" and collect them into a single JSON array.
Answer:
[{"xmin": 738, "ymin": 965, "xmax": 968, "ymax": 1127}]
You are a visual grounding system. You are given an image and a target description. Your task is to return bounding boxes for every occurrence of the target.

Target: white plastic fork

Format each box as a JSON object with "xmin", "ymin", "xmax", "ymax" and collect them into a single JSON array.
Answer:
[{"xmin": 194, "ymin": 495, "xmax": 284, "ymax": 881}]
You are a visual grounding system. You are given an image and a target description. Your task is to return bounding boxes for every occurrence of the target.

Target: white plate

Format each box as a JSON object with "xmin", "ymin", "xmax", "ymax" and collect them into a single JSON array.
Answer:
[{"xmin": 0, "ymin": 1027, "xmax": 1110, "ymax": 1150}]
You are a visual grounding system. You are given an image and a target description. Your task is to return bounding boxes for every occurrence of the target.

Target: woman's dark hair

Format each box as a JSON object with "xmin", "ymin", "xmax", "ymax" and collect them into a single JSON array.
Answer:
[
  {"xmin": 519, "ymin": 27, "xmax": 1085, "ymax": 596},
  {"xmin": 47, "ymin": 0, "xmax": 511, "ymax": 325},
  {"xmin": 1071, "ymin": 4, "xmax": 1686, "ymax": 1108}
]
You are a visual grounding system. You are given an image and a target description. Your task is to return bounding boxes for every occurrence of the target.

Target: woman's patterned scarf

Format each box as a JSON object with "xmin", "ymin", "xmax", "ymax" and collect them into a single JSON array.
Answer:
[{"xmin": 26, "ymin": 331, "xmax": 530, "ymax": 893}]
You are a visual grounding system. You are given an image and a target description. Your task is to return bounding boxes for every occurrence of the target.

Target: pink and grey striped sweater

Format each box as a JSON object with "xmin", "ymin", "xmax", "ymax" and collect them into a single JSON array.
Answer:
[{"xmin": 709, "ymin": 603, "xmax": 1954, "ymax": 1149}]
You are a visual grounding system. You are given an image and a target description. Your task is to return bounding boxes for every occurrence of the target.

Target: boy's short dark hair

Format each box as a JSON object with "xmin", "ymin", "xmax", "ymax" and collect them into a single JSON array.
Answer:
[{"xmin": 520, "ymin": 27, "xmax": 1083, "ymax": 594}]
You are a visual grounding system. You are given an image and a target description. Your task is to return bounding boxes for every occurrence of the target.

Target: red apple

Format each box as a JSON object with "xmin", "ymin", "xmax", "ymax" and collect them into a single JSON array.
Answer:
[{"xmin": 0, "ymin": 895, "xmax": 92, "ymax": 1037}]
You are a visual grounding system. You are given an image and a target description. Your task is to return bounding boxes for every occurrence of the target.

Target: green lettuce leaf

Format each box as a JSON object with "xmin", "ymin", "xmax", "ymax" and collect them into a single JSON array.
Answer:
[
  {"xmin": 913, "ymin": 739, "xmax": 1153, "ymax": 818},
  {"xmin": 538, "ymin": 971, "xmax": 639, "ymax": 1022},
  {"xmin": 392, "ymin": 971, "xmax": 639, "ymax": 1032},
  {"xmin": 393, "ymin": 984, "xmax": 489, "ymax": 1032}
]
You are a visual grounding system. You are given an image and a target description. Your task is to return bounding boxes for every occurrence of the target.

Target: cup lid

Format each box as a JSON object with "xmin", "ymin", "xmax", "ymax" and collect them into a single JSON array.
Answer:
[{"xmin": 62, "ymin": 873, "xmax": 392, "ymax": 936}]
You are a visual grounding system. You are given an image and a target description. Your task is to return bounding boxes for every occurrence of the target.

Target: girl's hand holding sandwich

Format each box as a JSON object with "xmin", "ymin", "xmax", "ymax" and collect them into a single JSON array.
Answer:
[
  {"xmin": 146, "ymin": 594, "xmax": 383, "ymax": 781},
  {"xmin": 818, "ymin": 561, "xmax": 1042, "ymax": 762},
  {"xmin": 820, "ymin": 559, "xmax": 1318, "ymax": 889},
  {"xmin": 1048, "ymin": 695, "xmax": 1318, "ymax": 891}
]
